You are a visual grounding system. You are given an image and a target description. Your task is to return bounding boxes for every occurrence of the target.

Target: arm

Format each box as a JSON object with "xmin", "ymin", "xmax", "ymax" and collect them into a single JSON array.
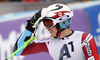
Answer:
[
  {"xmin": 13, "ymin": 29, "xmax": 33, "ymax": 56},
  {"xmin": 21, "ymin": 42, "xmax": 49, "ymax": 55},
  {"xmin": 21, "ymin": 36, "xmax": 50, "ymax": 55},
  {"xmin": 13, "ymin": 8, "xmax": 48, "ymax": 56},
  {"xmin": 82, "ymin": 33, "xmax": 99, "ymax": 60}
]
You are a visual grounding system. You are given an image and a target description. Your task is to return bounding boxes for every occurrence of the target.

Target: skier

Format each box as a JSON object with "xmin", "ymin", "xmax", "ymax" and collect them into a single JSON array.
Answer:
[{"xmin": 13, "ymin": 3, "xmax": 99, "ymax": 60}]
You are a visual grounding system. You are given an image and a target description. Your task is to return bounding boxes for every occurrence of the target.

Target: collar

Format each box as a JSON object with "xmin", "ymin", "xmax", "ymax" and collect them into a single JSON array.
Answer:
[{"xmin": 53, "ymin": 30, "xmax": 74, "ymax": 40}]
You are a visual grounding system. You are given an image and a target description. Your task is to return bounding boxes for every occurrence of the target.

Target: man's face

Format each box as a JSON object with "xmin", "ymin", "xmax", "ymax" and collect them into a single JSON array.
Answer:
[{"xmin": 46, "ymin": 26, "xmax": 57, "ymax": 37}]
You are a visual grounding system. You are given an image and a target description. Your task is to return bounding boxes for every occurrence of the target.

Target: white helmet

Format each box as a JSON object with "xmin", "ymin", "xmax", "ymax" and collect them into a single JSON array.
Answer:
[{"xmin": 43, "ymin": 3, "xmax": 74, "ymax": 32}]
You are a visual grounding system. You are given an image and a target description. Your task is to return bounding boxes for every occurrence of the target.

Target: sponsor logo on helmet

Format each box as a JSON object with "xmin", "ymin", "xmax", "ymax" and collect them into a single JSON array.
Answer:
[{"xmin": 53, "ymin": 11, "xmax": 70, "ymax": 18}]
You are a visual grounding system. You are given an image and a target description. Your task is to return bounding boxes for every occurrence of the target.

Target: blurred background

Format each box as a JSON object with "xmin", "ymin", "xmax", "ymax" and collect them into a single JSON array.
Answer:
[{"xmin": 0, "ymin": 0, "xmax": 100, "ymax": 60}]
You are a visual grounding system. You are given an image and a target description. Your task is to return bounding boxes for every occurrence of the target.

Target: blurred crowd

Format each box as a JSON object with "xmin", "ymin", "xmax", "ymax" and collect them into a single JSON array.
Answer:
[{"xmin": 0, "ymin": 0, "xmax": 99, "ymax": 2}]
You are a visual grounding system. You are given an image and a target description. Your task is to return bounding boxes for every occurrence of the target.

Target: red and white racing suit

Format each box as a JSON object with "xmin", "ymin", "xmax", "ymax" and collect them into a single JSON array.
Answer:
[{"xmin": 20, "ymin": 31, "xmax": 99, "ymax": 60}]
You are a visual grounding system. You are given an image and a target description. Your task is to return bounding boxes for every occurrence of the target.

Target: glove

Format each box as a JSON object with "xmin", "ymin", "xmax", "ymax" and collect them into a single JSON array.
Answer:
[{"xmin": 26, "ymin": 8, "xmax": 47, "ymax": 32}]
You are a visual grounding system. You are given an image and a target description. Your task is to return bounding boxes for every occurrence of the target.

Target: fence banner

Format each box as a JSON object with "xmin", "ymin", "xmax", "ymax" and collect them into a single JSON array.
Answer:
[
  {"xmin": 84, "ymin": 5, "xmax": 100, "ymax": 54},
  {"xmin": 70, "ymin": 9, "xmax": 91, "ymax": 33}
]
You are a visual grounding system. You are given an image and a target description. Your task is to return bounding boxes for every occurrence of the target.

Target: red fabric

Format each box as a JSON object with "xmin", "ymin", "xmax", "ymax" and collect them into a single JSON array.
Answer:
[
  {"xmin": 90, "ymin": 38, "xmax": 99, "ymax": 60},
  {"xmin": 82, "ymin": 33, "xmax": 88, "ymax": 41},
  {"xmin": 82, "ymin": 33, "xmax": 99, "ymax": 60},
  {"xmin": 21, "ymin": 42, "xmax": 49, "ymax": 55},
  {"xmin": 24, "ymin": 0, "xmax": 39, "ymax": 2},
  {"xmin": 99, "ymin": 55, "xmax": 100, "ymax": 59}
]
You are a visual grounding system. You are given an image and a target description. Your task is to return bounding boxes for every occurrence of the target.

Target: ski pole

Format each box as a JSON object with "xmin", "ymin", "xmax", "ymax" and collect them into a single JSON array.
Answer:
[{"xmin": 5, "ymin": 36, "xmax": 37, "ymax": 60}]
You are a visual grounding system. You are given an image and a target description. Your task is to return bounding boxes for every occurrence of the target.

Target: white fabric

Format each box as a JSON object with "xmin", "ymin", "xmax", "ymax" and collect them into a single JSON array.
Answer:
[
  {"xmin": 34, "ymin": 31, "xmax": 93, "ymax": 60},
  {"xmin": 46, "ymin": 31, "xmax": 86, "ymax": 60}
]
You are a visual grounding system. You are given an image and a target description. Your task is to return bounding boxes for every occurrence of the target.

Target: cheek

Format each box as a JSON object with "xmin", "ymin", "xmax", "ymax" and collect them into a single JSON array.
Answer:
[
  {"xmin": 51, "ymin": 27, "xmax": 57, "ymax": 36},
  {"xmin": 54, "ymin": 29, "xmax": 57, "ymax": 34}
]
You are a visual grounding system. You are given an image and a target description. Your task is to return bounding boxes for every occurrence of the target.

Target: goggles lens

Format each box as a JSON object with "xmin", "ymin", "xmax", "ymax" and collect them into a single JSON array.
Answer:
[{"xmin": 43, "ymin": 19, "xmax": 54, "ymax": 28}]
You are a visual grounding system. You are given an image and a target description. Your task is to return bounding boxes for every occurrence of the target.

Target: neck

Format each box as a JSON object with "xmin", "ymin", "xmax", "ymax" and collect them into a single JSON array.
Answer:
[{"xmin": 59, "ymin": 27, "xmax": 72, "ymax": 38}]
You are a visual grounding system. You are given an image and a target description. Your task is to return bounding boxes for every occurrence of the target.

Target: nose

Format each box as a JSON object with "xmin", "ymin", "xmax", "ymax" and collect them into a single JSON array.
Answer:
[{"xmin": 46, "ymin": 27, "xmax": 51, "ymax": 30}]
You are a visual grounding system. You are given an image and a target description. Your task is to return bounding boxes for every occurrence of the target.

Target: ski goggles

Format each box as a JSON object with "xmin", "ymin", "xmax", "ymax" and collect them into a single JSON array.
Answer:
[
  {"xmin": 43, "ymin": 13, "xmax": 73, "ymax": 28},
  {"xmin": 43, "ymin": 18, "xmax": 55, "ymax": 28},
  {"xmin": 43, "ymin": 11, "xmax": 73, "ymax": 28}
]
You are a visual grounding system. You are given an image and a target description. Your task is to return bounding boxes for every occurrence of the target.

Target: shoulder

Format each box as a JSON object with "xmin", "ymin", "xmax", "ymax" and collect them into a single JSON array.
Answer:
[
  {"xmin": 74, "ymin": 31, "xmax": 91, "ymax": 37},
  {"xmin": 73, "ymin": 31, "xmax": 84, "ymax": 37},
  {"xmin": 74, "ymin": 31, "xmax": 84, "ymax": 34},
  {"xmin": 74, "ymin": 30, "xmax": 93, "ymax": 44},
  {"xmin": 73, "ymin": 30, "xmax": 93, "ymax": 41},
  {"xmin": 81, "ymin": 32, "xmax": 93, "ymax": 44},
  {"xmin": 74, "ymin": 30, "xmax": 93, "ymax": 40},
  {"xmin": 82, "ymin": 32, "xmax": 92, "ymax": 40}
]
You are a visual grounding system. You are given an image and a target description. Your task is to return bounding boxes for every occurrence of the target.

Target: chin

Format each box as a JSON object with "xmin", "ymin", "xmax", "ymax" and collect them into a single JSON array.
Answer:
[{"xmin": 51, "ymin": 34, "xmax": 56, "ymax": 37}]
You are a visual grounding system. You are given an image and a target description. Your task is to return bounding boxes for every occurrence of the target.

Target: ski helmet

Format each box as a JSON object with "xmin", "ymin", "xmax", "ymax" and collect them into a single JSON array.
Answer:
[{"xmin": 43, "ymin": 3, "xmax": 74, "ymax": 32}]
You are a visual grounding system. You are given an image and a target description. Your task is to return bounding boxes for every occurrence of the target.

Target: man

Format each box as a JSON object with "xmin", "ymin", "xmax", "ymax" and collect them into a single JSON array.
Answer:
[{"xmin": 13, "ymin": 3, "xmax": 99, "ymax": 60}]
